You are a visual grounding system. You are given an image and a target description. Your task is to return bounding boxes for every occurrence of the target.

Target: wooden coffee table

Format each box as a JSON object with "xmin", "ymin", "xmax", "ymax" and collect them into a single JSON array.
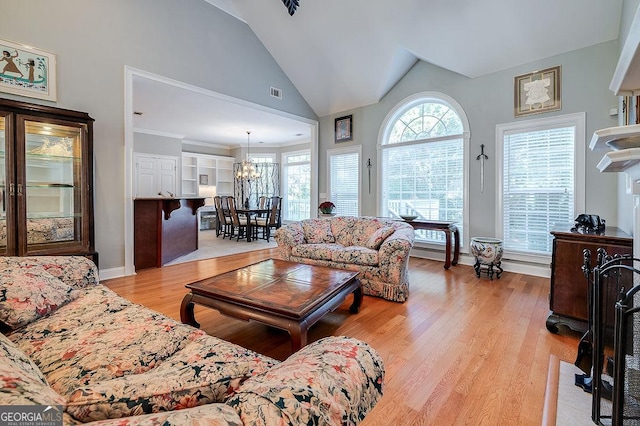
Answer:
[{"xmin": 180, "ymin": 259, "xmax": 362, "ymax": 352}]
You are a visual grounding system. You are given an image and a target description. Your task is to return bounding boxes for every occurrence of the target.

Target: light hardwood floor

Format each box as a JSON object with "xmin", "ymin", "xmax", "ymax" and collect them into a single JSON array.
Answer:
[{"xmin": 103, "ymin": 249, "xmax": 581, "ymax": 425}]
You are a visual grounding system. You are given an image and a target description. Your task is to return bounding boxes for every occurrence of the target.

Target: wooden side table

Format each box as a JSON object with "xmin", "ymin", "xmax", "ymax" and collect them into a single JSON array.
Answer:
[{"xmin": 403, "ymin": 220, "xmax": 460, "ymax": 269}]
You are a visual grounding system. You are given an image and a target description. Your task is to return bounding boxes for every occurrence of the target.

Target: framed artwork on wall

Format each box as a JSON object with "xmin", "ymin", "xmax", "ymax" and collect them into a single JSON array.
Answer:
[
  {"xmin": 0, "ymin": 39, "xmax": 57, "ymax": 101},
  {"xmin": 199, "ymin": 174, "xmax": 209, "ymax": 185},
  {"xmin": 514, "ymin": 66, "xmax": 561, "ymax": 117},
  {"xmin": 335, "ymin": 115, "xmax": 353, "ymax": 142}
]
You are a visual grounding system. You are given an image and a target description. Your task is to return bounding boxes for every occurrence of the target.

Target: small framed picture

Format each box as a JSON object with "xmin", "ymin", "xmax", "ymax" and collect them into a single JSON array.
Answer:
[
  {"xmin": 514, "ymin": 66, "xmax": 561, "ymax": 117},
  {"xmin": 0, "ymin": 39, "xmax": 57, "ymax": 101},
  {"xmin": 199, "ymin": 174, "xmax": 209, "ymax": 185},
  {"xmin": 335, "ymin": 115, "xmax": 353, "ymax": 142}
]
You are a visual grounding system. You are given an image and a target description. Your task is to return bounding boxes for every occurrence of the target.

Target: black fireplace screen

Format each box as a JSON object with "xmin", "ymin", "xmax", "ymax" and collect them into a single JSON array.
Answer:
[
  {"xmin": 583, "ymin": 248, "xmax": 640, "ymax": 425},
  {"xmin": 612, "ymin": 268, "xmax": 640, "ymax": 425}
]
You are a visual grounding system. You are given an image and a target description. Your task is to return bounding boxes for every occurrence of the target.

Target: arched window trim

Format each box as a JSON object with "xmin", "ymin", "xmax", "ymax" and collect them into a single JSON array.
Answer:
[
  {"xmin": 378, "ymin": 92, "xmax": 471, "ymax": 148},
  {"xmin": 377, "ymin": 91, "xmax": 470, "ymax": 250}
]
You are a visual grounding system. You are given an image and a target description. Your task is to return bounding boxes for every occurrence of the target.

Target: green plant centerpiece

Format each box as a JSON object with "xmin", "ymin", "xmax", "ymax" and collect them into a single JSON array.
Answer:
[{"xmin": 318, "ymin": 201, "xmax": 336, "ymax": 215}]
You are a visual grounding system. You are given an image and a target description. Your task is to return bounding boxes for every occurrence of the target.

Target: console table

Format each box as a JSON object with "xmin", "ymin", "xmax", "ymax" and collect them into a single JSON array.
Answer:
[{"xmin": 403, "ymin": 220, "xmax": 460, "ymax": 269}]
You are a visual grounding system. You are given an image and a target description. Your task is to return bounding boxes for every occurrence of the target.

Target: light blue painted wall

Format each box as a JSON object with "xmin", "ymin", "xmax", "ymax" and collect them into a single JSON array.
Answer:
[
  {"xmin": 182, "ymin": 143, "xmax": 233, "ymax": 157},
  {"xmin": 318, "ymin": 41, "xmax": 621, "ymax": 251},
  {"xmin": 2, "ymin": 0, "xmax": 316, "ymax": 269},
  {"xmin": 134, "ymin": 133, "xmax": 182, "ymax": 158}
]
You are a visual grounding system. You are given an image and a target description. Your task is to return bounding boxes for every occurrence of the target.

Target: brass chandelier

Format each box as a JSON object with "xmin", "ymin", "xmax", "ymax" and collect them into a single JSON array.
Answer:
[{"xmin": 236, "ymin": 131, "xmax": 260, "ymax": 181}]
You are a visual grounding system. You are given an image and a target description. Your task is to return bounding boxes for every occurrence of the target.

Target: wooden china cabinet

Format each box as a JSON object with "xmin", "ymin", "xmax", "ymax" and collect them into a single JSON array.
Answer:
[{"xmin": 0, "ymin": 98, "xmax": 96, "ymax": 262}]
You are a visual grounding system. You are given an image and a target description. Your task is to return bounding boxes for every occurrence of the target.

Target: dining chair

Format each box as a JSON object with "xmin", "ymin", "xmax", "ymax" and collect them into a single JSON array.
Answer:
[
  {"xmin": 213, "ymin": 196, "xmax": 231, "ymax": 238},
  {"xmin": 227, "ymin": 196, "xmax": 249, "ymax": 241},
  {"xmin": 252, "ymin": 196, "xmax": 281, "ymax": 242},
  {"xmin": 258, "ymin": 196, "xmax": 268, "ymax": 209}
]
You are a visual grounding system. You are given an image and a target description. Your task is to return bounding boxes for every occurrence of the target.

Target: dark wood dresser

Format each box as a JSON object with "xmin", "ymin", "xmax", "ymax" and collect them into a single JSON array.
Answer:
[{"xmin": 546, "ymin": 226, "xmax": 632, "ymax": 333}]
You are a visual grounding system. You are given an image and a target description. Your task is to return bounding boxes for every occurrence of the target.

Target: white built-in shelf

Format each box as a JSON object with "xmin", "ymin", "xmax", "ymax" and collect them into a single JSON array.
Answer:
[
  {"xmin": 596, "ymin": 148, "xmax": 640, "ymax": 174},
  {"xmin": 591, "ymin": 124, "xmax": 640, "ymax": 179},
  {"xmin": 590, "ymin": 123, "xmax": 640, "ymax": 151}
]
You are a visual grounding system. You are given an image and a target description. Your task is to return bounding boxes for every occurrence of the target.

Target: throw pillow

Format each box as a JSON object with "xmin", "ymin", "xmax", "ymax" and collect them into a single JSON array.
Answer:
[
  {"xmin": 0, "ymin": 332, "xmax": 66, "ymax": 408},
  {"xmin": 365, "ymin": 226, "xmax": 395, "ymax": 250},
  {"xmin": 0, "ymin": 268, "xmax": 75, "ymax": 329},
  {"xmin": 0, "ymin": 256, "xmax": 99, "ymax": 290},
  {"xmin": 302, "ymin": 219, "xmax": 336, "ymax": 244}
]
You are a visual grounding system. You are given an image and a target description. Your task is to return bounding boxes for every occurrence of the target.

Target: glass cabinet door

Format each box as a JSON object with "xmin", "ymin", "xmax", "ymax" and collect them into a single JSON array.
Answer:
[
  {"xmin": 0, "ymin": 114, "xmax": 9, "ymax": 255},
  {"xmin": 18, "ymin": 116, "xmax": 88, "ymax": 254}
]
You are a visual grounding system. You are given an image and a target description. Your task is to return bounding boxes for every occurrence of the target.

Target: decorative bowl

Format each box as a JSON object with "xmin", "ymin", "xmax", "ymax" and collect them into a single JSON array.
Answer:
[
  {"xmin": 470, "ymin": 237, "xmax": 503, "ymax": 265},
  {"xmin": 400, "ymin": 215, "xmax": 418, "ymax": 221}
]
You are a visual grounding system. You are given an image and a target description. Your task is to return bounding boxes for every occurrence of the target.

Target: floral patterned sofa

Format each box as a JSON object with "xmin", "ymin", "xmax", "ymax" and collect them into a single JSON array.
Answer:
[
  {"xmin": 275, "ymin": 216, "xmax": 415, "ymax": 302},
  {"xmin": 0, "ymin": 256, "xmax": 384, "ymax": 425}
]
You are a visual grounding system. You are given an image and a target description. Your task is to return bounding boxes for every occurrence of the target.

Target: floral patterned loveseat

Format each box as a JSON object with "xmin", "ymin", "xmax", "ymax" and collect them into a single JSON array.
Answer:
[
  {"xmin": 275, "ymin": 216, "xmax": 415, "ymax": 302},
  {"xmin": 0, "ymin": 256, "xmax": 384, "ymax": 425}
]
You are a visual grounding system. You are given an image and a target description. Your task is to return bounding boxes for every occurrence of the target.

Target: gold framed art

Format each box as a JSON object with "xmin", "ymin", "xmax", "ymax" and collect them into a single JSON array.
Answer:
[{"xmin": 514, "ymin": 66, "xmax": 561, "ymax": 117}]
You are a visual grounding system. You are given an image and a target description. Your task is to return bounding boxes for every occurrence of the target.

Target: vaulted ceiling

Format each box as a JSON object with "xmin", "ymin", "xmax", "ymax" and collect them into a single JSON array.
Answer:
[{"xmin": 207, "ymin": 0, "xmax": 623, "ymax": 117}]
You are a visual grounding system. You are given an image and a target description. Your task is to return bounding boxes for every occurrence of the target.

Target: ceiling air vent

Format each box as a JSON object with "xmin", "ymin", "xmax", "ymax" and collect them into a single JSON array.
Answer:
[{"xmin": 270, "ymin": 86, "xmax": 282, "ymax": 99}]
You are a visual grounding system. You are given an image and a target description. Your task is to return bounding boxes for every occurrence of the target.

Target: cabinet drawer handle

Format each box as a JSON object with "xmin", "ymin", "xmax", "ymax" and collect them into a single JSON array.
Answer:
[
  {"xmin": 9, "ymin": 183, "xmax": 14, "ymax": 197},
  {"xmin": 17, "ymin": 184, "xmax": 22, "ymax": 196}
]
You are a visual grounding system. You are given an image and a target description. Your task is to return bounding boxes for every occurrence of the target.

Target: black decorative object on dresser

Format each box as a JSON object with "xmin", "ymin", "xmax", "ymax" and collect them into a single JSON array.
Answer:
[
  {"xmin": 546, "ymin": 225, "xmax": 632, "ymax": 334},
  {"xmin": 0, "ymin": 98, "xmax": 96, "ymax": 262}
]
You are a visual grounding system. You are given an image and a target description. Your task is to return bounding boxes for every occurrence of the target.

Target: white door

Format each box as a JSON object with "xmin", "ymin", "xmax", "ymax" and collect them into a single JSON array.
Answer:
[
  {"xmin": 134, "ymin": 154, "xmax": 178, "ymax": 197},
  {"xmin": 157, "ymin": 157, "xmax": 177, "ymax": 196}
]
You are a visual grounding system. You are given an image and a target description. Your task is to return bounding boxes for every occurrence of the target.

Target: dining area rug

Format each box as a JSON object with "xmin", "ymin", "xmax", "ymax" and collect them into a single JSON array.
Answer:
[{"xmin": 165, "ymin": 229, "xmax": 278, "ymax": 265}]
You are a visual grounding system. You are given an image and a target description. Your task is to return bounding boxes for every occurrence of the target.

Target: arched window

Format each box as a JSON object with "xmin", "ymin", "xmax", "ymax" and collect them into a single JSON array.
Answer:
[{"xmin": 379, "ymin": 92, "xmax": 469, "ymax": 245}]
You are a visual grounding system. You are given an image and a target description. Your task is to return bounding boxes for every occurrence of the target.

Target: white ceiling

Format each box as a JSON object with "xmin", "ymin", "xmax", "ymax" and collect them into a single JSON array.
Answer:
[
  {"xmin": 134, "ymin": 0, "xmax": 624, "ymax": 147},
  {"xmin": 213, "ymin": 0, "xmax": 623, "ymax": 117},
  {"xmin": 132, "ymin": 74, "xmax": 314, "ymax": 148}
]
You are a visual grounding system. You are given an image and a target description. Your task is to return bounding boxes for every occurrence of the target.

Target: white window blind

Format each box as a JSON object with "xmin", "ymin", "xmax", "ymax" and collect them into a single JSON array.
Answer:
[
  {"xmin": 329, "ymin": 150, "xmax": 359, "ymax": 216},
  {"xmin": 381, "ymin": 139, "xmax": 463, "ymax": 242},
  {"xmin": 502, "ymin": 126, "xmax": 575, "ymax": 255},
  {"xmin": 380, "ymin": 95, "xmax": 467, "ymax": 245},
  {"xmin": 282, "ymin": 151, "xmax": 311, "ymax": 221}
]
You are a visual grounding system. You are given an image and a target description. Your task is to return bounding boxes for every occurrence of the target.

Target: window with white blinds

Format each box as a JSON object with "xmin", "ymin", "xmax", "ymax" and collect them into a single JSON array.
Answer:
[
  {"xmin": 497, "ymin": 113, "xmax": 585, "ymax": 257},
  {"xmin": 282, "ymin": 150, "xmax": 311, "ymax": 221},
  {"xmin": 381, "ymin": 140, "xmax": 463, "ymax": 242},
  {"xmin": 328, "ymin": 148, "xmax": 360, "ymax": 216},
  {"xmin": 380, "ymin": 94, "xmax": 468, "ymax": 244}
]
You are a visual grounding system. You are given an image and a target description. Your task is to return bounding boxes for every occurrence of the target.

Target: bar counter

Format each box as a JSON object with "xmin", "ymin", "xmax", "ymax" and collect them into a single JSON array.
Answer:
[{"xmin": 133, "ymin": 197, "xmax": 205, "ymax": 270}]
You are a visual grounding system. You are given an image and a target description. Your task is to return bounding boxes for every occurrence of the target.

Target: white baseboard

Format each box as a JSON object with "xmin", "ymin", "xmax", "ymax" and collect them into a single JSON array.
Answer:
[
  {"xmin": 410, "ymin": 247, "xmax": 551, "ymax": 278},
  {"xmin": 98, "ymin": 266, "xmax": 129, "ymax": 281}
]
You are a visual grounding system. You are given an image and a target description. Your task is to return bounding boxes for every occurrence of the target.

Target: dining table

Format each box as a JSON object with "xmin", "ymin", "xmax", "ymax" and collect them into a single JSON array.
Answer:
[{"xmin": 236, "ymin": 207, "xmax": 270, "ymax": 242}]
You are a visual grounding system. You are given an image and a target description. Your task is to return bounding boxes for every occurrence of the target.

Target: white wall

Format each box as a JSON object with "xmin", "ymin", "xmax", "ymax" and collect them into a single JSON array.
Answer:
[{"xmin": 2, "ymin": 0, "xmax": 317, "ymax": 270}]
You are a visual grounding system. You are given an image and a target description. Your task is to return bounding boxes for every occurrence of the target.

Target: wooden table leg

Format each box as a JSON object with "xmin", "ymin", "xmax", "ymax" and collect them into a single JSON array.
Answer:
[
  {"xmin": 246, "ymin": 220, "xmax": 252, "ymax": 242},
  {"xmin": 289, "ymin": 322, "xmax": 308, "ymax": 352},
  {"xmin": 443, "ymin": 229, "xmax": 452, "ymax": 269},
  {"xmin": 350, "ymin": 285, "xmax": 363, "ymax": 313},
  {"xmin": 180, "ymin": 293, "xmax": 200, "ymax": 328},
  {"xmin": 452, "ymin": 225, "xmax": 460, "ymax": 266}
]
